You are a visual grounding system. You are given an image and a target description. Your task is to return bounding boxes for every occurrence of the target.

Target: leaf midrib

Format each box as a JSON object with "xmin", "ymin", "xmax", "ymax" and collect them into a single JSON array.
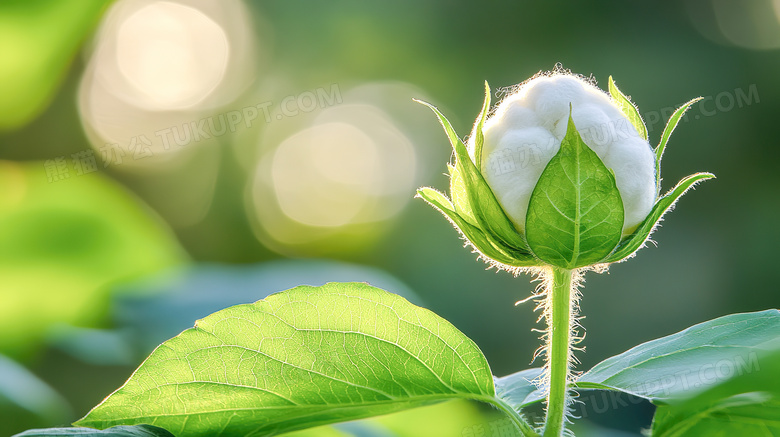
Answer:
[
  {"xmin": 81, "ymin": 392, "xmax": 494, "ymax": 422},
  {"xmin": 570, "ymin": 137, "xmax": 582, "ymax": 268}
]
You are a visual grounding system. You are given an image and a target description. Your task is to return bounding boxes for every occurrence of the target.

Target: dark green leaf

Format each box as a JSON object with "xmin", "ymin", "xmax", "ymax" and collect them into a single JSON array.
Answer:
[
  {"xmin": 494, "ymin": 368, "xmax": 545, "ymax": 410},
  {"xmin": 654, "ymin": 98, "xmax": 703, "ymax": 194},
  {"xmin": 525, "ymin": 113, "xmax": 624, "ymax": 268},
  {"xmin": 651, "ymin": 395, "xmax": 780, "ymax": 437},
  {"xmin": 607, "ymin": 76, "xmax": 648, "ymax": 141},
  {"xmin": 577, "ymin": 310, "xmax": 780, "ymax": 403},
  {"xmin": 650, "ymin": 346, "xmax": 780, "ymax": 436},
  {"xmin": 76, "ymin": 283, "xmax": 535, "ymax": 436},
  {"xmin": 605, "ymin": 172, "xmax": 714, "ymax": 263},
  {"xmin": 13, "ymin": 425, "xmax": 173, "ymax": 437}
]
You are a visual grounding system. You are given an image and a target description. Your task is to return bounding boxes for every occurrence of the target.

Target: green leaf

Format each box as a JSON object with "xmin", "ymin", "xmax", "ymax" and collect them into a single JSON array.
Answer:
[
  {"xmin": 291, "ymin": 398, "xmax": 506, "ymax": 437},
  {"xmin": 654, "ymin": 98, "xmax": 703, "ymax": 195},
  {"xmin": 576, "ymin": 310, "xmax": 780, "ymax": 403},
  {"xmin": 651, "ymin": 395, "xmax": 780, "ymax": 437},
  {"xmin": 283, "ymin": 426, "xmax": 351, "ymax": 437},
  {"xmin": 0, "ymin": 0, "xmax": 109, "ymax": 130},
  {"xmin": 76, "ymin": 283, "xmax": 536, "ymax": 436},
  {"xmin": 415, "ymin": 100, "xmax": 532, "ymax": 255},
  {"xmin": 417, "ymin": 188, "xmax": 536, "ymax": 267},
  {"xmin": 369, "ymin": 398, "xmax": 504, "ymax": 437},
  {"xmin": 525, "ymin": 112, "xmax": 624, "ymax": 268},
  {"xmin": 607, "ymin": 76, "xmax": 648, "ymax": 141},
  {"xmin": 472, "ymin": 81, "xmax": 491, "ymax": 171},
  {"xmin": 494, "ymin": 368, "xmax": 544, "ymax": 410},
  {"xmin": 650, "ymin": 346, "xmax": 780, "ymax": 436},
  {"xmin": 13, "ymin": 425, "xmax": 174, "ymax": 437},
  {"xmin": 605, "ymin": 172, "xmax": 714, "ymax": 263}
]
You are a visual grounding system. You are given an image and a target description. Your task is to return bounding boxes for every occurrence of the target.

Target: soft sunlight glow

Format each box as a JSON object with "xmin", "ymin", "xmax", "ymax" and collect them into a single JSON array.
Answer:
[
  {"xmin": 272, "ymin": 122, "xmax": 381, "ymax": 227},
  {"xmin": 78, "ymin": 0, "xmax": 258, "ymax": 161},
  {"xmin": 248, "ymin": 98, "xmax": 418, "ymax": 254},
  {"xmin": 688, "ymin": 0, "xmax": 780, "ymax": 50},
  {"xmin": 115, "ymin": 2, "xmax": 229, "ymax": 110}
]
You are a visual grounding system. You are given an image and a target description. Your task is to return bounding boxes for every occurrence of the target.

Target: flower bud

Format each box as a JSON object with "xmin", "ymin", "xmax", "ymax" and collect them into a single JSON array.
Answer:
[
  {"xmin": 475, "ymin": 74, "xmax": 655, "ymax": 235},
  {"xmin": 416, "ymin": 71, "xmax": 713, "ymax": 270}
]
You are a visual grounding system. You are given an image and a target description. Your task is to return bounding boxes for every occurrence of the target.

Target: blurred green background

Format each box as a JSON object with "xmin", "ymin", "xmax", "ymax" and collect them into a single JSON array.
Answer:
[{"xmin": 1, "ymin": 0, "xmax": 778, "ymax": 435}]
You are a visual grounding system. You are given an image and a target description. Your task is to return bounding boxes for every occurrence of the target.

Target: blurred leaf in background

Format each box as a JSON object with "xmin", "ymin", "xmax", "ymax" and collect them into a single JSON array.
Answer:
[
  {"xmin": 0, "ymin": 354, "xmax": 71, "ymax": 426},
  {"xmin": 111, "ymin": 259, "xmax": 422, "ymax": 356},
  {"xmin": 0, "ymin": 161, "xmax": 185, "ymax": 360},
  {"xmin": 0, "ymin": 0, "xmax": 109, "ymax": 131}
]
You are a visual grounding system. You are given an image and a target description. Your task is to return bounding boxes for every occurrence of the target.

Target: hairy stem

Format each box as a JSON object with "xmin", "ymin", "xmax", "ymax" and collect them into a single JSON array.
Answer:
[{"xmin": 542, "ymin": 267, "xmax": 576, "ymax": 437}]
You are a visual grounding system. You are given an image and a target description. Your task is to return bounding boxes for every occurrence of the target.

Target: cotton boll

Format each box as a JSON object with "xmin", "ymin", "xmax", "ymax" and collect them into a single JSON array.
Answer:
[
  {"xmin": 597, "ymin": 99, "xmax": 644, "ymax": 141},
  {"xmin": 581, "ymin": 85, "xmax": 615, "ymax": 109},
  {"xmin": 489, "ymin": 100, "xmax": 541, "ymax": 131},
  {"xmin": 469, "ymin": 97, "xmax": 539, "ymax": 160},
  {"xmin": 480, "ymin": 127, "xmax": 559, "ymax": 231},
  {"xmin": 482, "ymin": 104, "xmax": 541, "ymax": 151},
  {"xmin": 602, "ymin": 136, "xmax": 656, "ymax": 232},
  {"xmin": 552, "ymin": 104, "xmax": 615, "ymax": 157},
  {"xmin": 525, "ymin": 76, "xmax": 587, "ymax": 131}
]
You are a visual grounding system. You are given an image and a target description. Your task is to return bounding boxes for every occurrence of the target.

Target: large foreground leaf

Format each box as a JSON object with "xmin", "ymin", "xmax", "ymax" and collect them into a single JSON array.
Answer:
[{"xmin": 76, "ymin": 283, "xmax": 535, "ymax": 436}]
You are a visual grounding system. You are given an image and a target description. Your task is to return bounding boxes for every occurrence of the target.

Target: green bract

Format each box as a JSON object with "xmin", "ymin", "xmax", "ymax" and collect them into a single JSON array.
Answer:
[{"xmin": 416, "ymin": 79, "xmax": 714, "ymax": 270}]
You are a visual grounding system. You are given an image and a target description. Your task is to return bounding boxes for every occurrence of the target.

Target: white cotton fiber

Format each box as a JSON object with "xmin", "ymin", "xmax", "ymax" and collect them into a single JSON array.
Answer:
[{"xmin": 473, "ymin": 73, "xmax": 656, "ymax": 234}]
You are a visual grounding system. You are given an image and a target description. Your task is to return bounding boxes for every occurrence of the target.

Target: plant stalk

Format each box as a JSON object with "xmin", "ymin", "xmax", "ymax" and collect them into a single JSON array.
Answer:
[{"xmin": 542, "ymin": 267, "xmax": 574, "ymax": 437}]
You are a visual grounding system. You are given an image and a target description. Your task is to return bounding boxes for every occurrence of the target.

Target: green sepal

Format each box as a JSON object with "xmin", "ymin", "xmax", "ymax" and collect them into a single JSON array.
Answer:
[
  {"xmin": 605, "ymin": 172, "xmax": 715, "ymax": 263},
  {"xmin": 471, "ymin": 81, "xmax": 491, "ymax": 171},
  {"xmin": 416, "ymin": 188, "xmax": 538, "ymax": 267},
  {"xmin": 608, "ymin": 76, "xmax": 648, "ymax": 141},
  {"xmin": 415, "ymin": 100, "xmax": 532, "ymax": 255},
  {"xmin": 447, "ymin": 163, "xmax": 478, "ymax": 227},
  {"xmin": 654, "ymin": 97, "xmax": 703, "ymax": 195},
  {"xmin": 526, "ymin": 111, "xmax": 625, "ymax": 269}
]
